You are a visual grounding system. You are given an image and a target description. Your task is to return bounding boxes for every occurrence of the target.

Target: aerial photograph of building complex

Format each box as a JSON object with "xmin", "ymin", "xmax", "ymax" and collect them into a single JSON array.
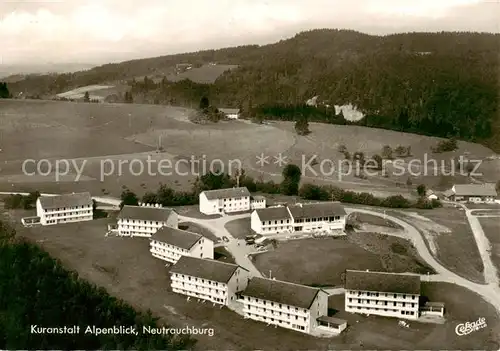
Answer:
[{"xmin": 0, "ymin": 0, "xmax": 499, "ymax": 350}]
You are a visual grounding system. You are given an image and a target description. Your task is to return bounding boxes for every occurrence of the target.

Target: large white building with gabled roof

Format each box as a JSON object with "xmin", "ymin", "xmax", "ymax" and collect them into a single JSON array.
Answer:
[
  {"xmin": 344, "ymin": 270, "xmax": 421, "ymax": 320},
  {"xmin": 36, "ymin": 192, "xmax": 93, "ymax": 225},
  {"xmin": 199, "ymin": 187, "xmax": 251, "ymax": 215},
  {"xmin": 250, "ymin": 202, "xmax": 346, "ymax": 235},
  {"xmin": 169, "ymin": 256, "xmax": 250, "ymax": 305},
  {"xmin": 117, "ymin": 205, "xmax": 178, "ymax": 237},
  {"xmin": 445, "ymin": 183, "xmax": 497, "ymax": 203},
  {"xmin": 150, "ymin": 227, "xmax": 213, "ymax": 264},
  {"xmin": 240, "ymin": 277, "xmax": 346, "ymax": 334}
]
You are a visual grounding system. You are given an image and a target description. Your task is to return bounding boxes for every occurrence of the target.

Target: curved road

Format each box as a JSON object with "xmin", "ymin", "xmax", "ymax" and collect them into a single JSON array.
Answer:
[
  {"xmin": 3, "ymin": 191, "xmax": 499, "ymax": 314},
  {"xmin": 345, "ymin": 207, "xmax": 500, "ymax": 315},
  {"xmin": 179, "ymin": 213, "xmax": 263, "ymax": 278}
]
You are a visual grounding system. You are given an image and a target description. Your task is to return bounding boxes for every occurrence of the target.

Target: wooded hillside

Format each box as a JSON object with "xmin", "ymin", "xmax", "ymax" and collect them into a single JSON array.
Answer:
[{"xmin": 7, "ymin": 29, "xmax": 500, "ymax": 150}]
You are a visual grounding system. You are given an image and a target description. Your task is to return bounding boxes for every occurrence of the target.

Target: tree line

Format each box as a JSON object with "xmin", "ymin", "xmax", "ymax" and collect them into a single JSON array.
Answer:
[
  {"xmin": 119, "ymin": 164, "xmax": 441, "ymax": 210},
  {"xmin": 0, "ymin": 222, "xmax": 196, "ymax": 350},
  {"xmin": 5, "ymin": 30, "xmax": 498, "ymax": 149}
]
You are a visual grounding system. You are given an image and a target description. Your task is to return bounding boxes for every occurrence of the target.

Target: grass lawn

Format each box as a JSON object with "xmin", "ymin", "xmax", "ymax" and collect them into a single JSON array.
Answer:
[
  {"xmin": 3, "ymin": 207, "xmax": 498, "ymax": 350},
  {"xmin": 224, "ymin": 217, "xmax": 253, "ymax": 239},
  {"xmin": 4, "ymin": 211, "xmax": 348, "ymax": 350},
  {"xmin": 478, "ymin": 217, "xmax": 500, "ymax": 284},
  {"xmin": 393, "ymin": 206, "xmax": 485, "ymax": 284},
  {"xmin": 348, "ymin": 212, "xmax": 404, "ymax": 229},
  {"xmin": 253, "ymin": 233, "xmax": 435, "ymax": 287},
  {"xmin": 327, "ymin": 283, "xmax": 500, "ymax": 350}
]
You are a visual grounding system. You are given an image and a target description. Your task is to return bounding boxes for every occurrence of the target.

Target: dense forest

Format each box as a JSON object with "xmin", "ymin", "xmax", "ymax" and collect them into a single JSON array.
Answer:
[
  {"xmin": 0, "ymin": 221, "xmax": 195, "ymax": 350},
  {"xmin": 6, "ymin": 29, "xmax": 500, "ymax": 149}
]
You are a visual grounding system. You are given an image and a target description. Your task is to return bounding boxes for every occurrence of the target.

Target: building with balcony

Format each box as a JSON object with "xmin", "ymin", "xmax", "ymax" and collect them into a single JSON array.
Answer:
[
  {"xmin": 199, "ymin": 187, "xmax": 251, "ymax": 215},
  {"xmin": 250, "ymin": 206, "xmax": 293, "ymax": 234},
  {"xmin": 36, "ymin": 192, "xmax": 93, "ymax": 226},
  {"xmin": 250, "ymin": 202, "xmax": 346, "ymax": 235},
  {"xmin": 169, "ymin": 256, "xmax": 250, "ymax": 305},
  {"xmin": 241, "ymin": 277, "xmax": 339, "ymax": 334},
  {"xmin": 117, "ymin": 205, "xmax": 178, "ymax": 237},
  {"xmin": 150, "ymin": 227, "xmax": 214, "ymax": 264},
  {"xmin": 344, "ymin": 270, "xmax": 421, "ymax": 320}
]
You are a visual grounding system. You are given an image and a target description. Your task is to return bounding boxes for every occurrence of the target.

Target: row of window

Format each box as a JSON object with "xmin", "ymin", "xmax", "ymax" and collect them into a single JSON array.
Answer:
[
  {"xmin": 245, "ymin": 313, "xmax": 306, "ymax": 331},
  {"xmin": 45, "ymin": 210, "xmax": 91, "ymax": 218},
  {"xmin": 348, "ymin": 298, "xmax": 416, "ymax": 308},
  {"xmin": 44, "ymin": 205, "xmax": 91, "ymax": 212},
  {"xmin": 172, "ymin": 273, "xmax": 224, "ymax": 287},
  {"xmin": 44, "ymin": 216, "xmax": 92, "ymax": 224},
  {"xmin": 173, "ymin": 288, "xmax": 226, "ymax": 303},
  {"xmin": 294, "ymin": 216, "xmax": 341, "ymax": 223},
  {"xmin": 349, "ymin": 291, "xmax": 417, "ymax": 299},
  {"xmin": 347, "ymin": 305, "xmax": 416, "ymax": 315},
  {"xmin": 119, "ymin": 219, "xmax": 171, "ymax": 225},
  {"xmin": 244, "ymin": 296, "xmax": 306, "ymax": 314},
  {"xmin": 262, "ymin": 216, "xmax": 342, "ymax": 225},
  {"xmin": 246, "ymin": 305, "xmax": 307, "ymax": 321},
  {"xmin": 222, "ymin": 197, "xmax": 248, "ymax": 201}
]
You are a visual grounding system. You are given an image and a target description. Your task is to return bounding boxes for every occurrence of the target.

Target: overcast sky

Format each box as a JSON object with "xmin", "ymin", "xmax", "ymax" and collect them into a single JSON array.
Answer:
[{"xmin": 0, "ymin": 0, "xmax": 498, "ymax": 65}]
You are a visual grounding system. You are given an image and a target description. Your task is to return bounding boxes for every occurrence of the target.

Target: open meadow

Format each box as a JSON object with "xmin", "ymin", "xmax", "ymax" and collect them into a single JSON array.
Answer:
[
  {"xmin": 4, "ymin": 207, "xmax": 498, "ymax": 350},
  {"xmin": 389, "ymin": 206, "xmax": 485, "ymax": 284},
  {"xmin": 1, "ymin": 100, "xmax": 498, "ymax": 200},
  {"xmin": 252, "ymin": 234, "xmax": 434, "ymax": 287}
]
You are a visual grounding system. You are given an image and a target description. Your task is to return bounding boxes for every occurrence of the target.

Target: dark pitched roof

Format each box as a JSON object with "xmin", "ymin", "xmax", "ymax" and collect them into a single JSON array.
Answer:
[
  {"xmin": 345, "ymin": 270, "xmax": 421, "ymax": 295},
  {"xmin": 453, "ymin": 183, "xmax": 497, "ymax": 197},
  {"xmin": 201, "ymin": 187, "xmax": 250, "ymax": 200},
  {"xmin": 251, "ymin": 195, "xmax": 266, "ymax": 201},
  {"xmin": 38, "ymin": 192, "xmax": 92, "ymax": 209},
  {"xmin": 170, "ymin": 256, "xmax": 243, "ymax": 283},
  {"xmin": 151, "ymin": 227, "xmax": 204, "ymax": 250},
  {"xmin": 117, "ymin": 205, "xmax": 175, "ymax": 222},
  {"xmin": 443, "ymin": 189, "xmax": 455, "ymax": 198},
  {"xmin": 241, "ymin": 277, "xmax": 321, "ymax": 309},
  {"xmin": 255, "ymin": 207, "xmax": 291, "ymax": 221},
  {"xmin": 287, "ymin": 202, "xmax": 346, "ymax": 220}
]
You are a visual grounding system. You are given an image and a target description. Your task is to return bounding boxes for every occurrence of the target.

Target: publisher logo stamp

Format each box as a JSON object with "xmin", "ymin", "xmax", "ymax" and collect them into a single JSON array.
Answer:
[{"xmin": 455, "ymin": 317, "xmax": 487, "ymax": 336}]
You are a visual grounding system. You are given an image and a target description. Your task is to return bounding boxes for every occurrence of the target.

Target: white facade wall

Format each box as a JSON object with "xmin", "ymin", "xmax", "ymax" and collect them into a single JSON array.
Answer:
[
  {"xmin": 242, "ymin": 294, "xmax": 321, "ymax": 334},
  {"xmin": 36, "ymin": 199, "xmax": 93, "ymax": 226},
  {"xmin": 199, "ymin": 193, "xmax": 250, "ymax": 215},
  {"xmin": 150, "ymin": 237, "xmax": 214, "ymax": 264},
  {"xmin": 250, "ymin": 210, "xmax": 345, "ymax": 235},
  {"xmin": 170, "ymin": 267, "xmax": 248, "ymax": 305},
  {"xmin": 345, "ymin": 290, "xmax": 419, "ymax": 320},
  {"xmin": 226, "ymin": 267, "xmax": 250, "ymax": 303},
  {"xmin": 308, "ymin": 291, "xmax": 329, "ymax": 331},
  {"xmin": 291, "ymin": 215, "xmax": 346, "ymax": 233},
  {"xmin": 251, "ymin": 214, "xmax": 293, "ymax": 235},
  {"xmin": 250, "ymin": 199, "xmax": 266, "ymax": 210},
  {"xmin": 117, "ymin": 212, "xmax": 178, "ymax": 237}
]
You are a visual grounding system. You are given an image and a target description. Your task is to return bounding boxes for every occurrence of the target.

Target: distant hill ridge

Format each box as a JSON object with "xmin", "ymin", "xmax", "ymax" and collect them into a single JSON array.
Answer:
[{"xmin": 5, "ymin": 29, "xmax": 500, "ymax": 151}]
